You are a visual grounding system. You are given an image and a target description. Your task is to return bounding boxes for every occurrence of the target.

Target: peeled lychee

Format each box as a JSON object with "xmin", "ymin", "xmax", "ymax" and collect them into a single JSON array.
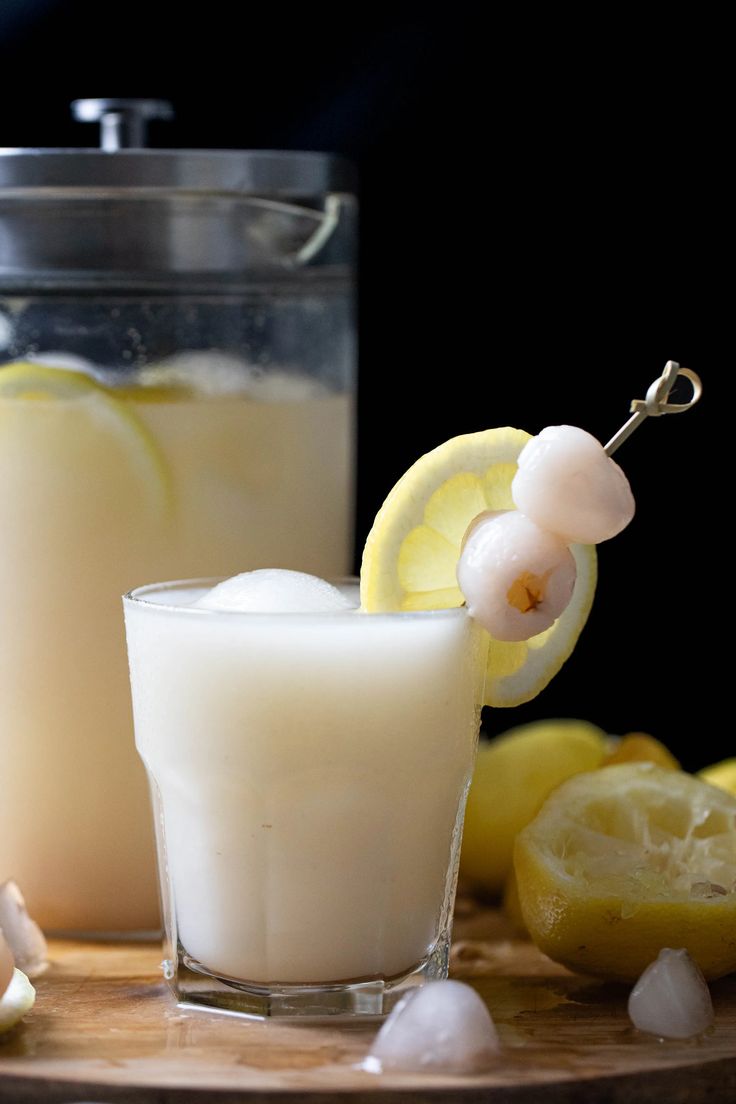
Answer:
[
  {"xmin": 512, "ymin": 425, "xmax": 635, "ymax": 544},
  {"xmin": 457, "ymin": 511, "xmax": 576, "ymax": 641}
]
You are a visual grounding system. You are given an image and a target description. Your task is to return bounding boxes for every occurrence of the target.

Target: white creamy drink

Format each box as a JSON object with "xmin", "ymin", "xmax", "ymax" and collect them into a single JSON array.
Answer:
[
  {"xmin": 0, "ymin": 366, "xmax": 352, "ymax": 932},
  {"xmin": 124, "ymin": 572, "xmax": 484, "ymax": 989}
]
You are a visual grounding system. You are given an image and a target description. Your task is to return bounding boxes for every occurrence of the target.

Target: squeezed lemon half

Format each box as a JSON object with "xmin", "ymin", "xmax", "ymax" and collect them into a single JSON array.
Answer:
[
  {"xmin": 514, "ymin": 763, "xmax": 736, "ymax": 981},
  {"xmin": 360, "ymin": 427, "xmax": 596, "ymax": 707}
]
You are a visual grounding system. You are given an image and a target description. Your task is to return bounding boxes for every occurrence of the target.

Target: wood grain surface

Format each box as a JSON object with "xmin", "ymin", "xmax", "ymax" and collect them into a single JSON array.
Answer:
[{"xmin": 1, "ymin": 906, "xmax": 735, "ymax": 1103}]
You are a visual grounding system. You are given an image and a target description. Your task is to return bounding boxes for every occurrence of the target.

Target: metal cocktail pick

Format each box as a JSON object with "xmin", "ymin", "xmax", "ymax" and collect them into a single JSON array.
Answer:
[{"xmin": 604, "ymin": 361, "xmax": 702, "ymax": 458}]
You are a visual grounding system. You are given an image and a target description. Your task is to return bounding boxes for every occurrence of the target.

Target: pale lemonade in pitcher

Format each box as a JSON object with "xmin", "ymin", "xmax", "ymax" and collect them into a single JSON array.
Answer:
[{"xmin": 0, "ymin": 369, "xmax": 352, "ymax": 931}]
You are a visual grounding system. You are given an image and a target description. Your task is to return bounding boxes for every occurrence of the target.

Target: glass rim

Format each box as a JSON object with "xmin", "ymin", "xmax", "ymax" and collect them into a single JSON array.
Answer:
[{"xmin": 123, "ymin": 576, "xmax": 469, "ymax": 621}]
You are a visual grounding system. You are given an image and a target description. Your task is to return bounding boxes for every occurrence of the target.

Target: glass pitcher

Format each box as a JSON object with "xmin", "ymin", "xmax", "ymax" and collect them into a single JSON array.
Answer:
[{"xmin": 0, "ymin": 99, "xmax": 357, "ymax": 932}]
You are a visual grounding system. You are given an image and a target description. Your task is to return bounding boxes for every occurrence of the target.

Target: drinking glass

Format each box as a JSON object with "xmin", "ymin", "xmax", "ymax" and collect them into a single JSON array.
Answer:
[{"xmin": 123, "ymin": 579, "xmax": 485, "ymax": 1018}]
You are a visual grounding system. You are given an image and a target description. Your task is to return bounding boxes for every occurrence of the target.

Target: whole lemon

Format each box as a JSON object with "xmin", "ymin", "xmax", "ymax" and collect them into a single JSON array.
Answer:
[
  {"xmin": 698, "ymin": 758, "xmax": 736, "ymax": 796},
  {"xmin": 460, "ymin": 718, "xmax": 606, "ymax": 897},
  {"xmin": 603, "ymin": 732, "xmax": 679, "ymax": 769}
]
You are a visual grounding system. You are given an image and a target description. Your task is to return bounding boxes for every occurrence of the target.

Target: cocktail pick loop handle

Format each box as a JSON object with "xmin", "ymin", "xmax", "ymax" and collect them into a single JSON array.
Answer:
[{"xmin": 605, "ymin": 361, "xmax": 703, "ymax": 457}]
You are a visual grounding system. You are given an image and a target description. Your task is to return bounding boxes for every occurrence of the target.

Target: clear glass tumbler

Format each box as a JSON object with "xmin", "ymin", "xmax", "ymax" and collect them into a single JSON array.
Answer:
[{"xmin": 123, "ymin": 579, "xmax": 485, "ymax": 1018}]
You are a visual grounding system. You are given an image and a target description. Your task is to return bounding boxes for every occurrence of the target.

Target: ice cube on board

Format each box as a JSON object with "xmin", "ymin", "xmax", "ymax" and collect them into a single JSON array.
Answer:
[
  {"xmin": 365, "ymin": 980, "xmax": 499, "ymax": 1074},
  {"xmin": 628, "ymin": 948, "xmax": 714, "ymax": 1039}
]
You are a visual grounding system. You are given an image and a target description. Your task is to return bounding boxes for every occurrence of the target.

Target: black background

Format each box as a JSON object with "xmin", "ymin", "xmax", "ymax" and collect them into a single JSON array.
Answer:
[{"xmin": 0, "ymin": 3, "xmax": 725, "ymax": 767}]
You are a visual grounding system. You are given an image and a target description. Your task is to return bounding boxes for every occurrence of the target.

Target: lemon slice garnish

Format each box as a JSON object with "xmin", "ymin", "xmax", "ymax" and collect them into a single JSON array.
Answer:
[
  {"xmin": 0, "ymin": 361, "xmax": 172, "ymax": 520},
  {"xmin": 0, "ymin": 969, "xmax": 35, "ymax": 1035},
  {"xmin": 515, "ymin": 763, "xmax": 736, "ymax": 981},
  {"xmin": 360, "ymin": 427, "xmax": 596, "ymax": 707}
]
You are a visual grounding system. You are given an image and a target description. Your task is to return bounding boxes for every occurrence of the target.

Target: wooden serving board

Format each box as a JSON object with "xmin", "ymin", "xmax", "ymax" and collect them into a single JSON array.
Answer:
[{"xmin": 1, "ymin": 906, "xmax": 735, "ymax": 1103}]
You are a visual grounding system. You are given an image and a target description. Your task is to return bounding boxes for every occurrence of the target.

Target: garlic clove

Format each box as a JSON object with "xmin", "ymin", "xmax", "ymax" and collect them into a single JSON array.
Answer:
[
  {"xmin": 0, "ymin": 930, "xmax": 13, "ymax": 1000},
  {"xmin": 0, "ymin": 880, "xmax": 48, "ymax": 978},
  {"xmin": 0, "ymin": 968, "xmax": 36, "ymax": 1035}
]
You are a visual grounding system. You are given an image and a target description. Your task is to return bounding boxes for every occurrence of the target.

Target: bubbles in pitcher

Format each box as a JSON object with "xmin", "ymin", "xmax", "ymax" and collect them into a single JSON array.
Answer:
[{"xmin": 138, "ymin": 352, "xmax": 329, "ymax": 401}]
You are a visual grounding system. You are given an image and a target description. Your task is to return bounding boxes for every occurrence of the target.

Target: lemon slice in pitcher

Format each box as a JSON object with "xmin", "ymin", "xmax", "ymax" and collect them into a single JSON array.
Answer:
[
  {"xmin": 0, "ymin": 361, "xmax": 172, "ymax": 521},
  {"xmin": 360, "ymin": 427, "xmax": 596, "ymax": 707}
]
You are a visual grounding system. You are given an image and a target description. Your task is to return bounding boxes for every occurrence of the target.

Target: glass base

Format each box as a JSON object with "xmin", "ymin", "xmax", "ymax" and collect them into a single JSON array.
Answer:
[{"xmin": 165, "ymin": 933, "xmax": 451, "ymax": 1020}]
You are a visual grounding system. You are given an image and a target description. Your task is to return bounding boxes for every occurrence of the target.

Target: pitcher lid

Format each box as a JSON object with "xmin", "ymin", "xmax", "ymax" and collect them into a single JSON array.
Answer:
[{"xmin": 0, "ymin": 99, "xmax": 356, "ymax": 197}]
